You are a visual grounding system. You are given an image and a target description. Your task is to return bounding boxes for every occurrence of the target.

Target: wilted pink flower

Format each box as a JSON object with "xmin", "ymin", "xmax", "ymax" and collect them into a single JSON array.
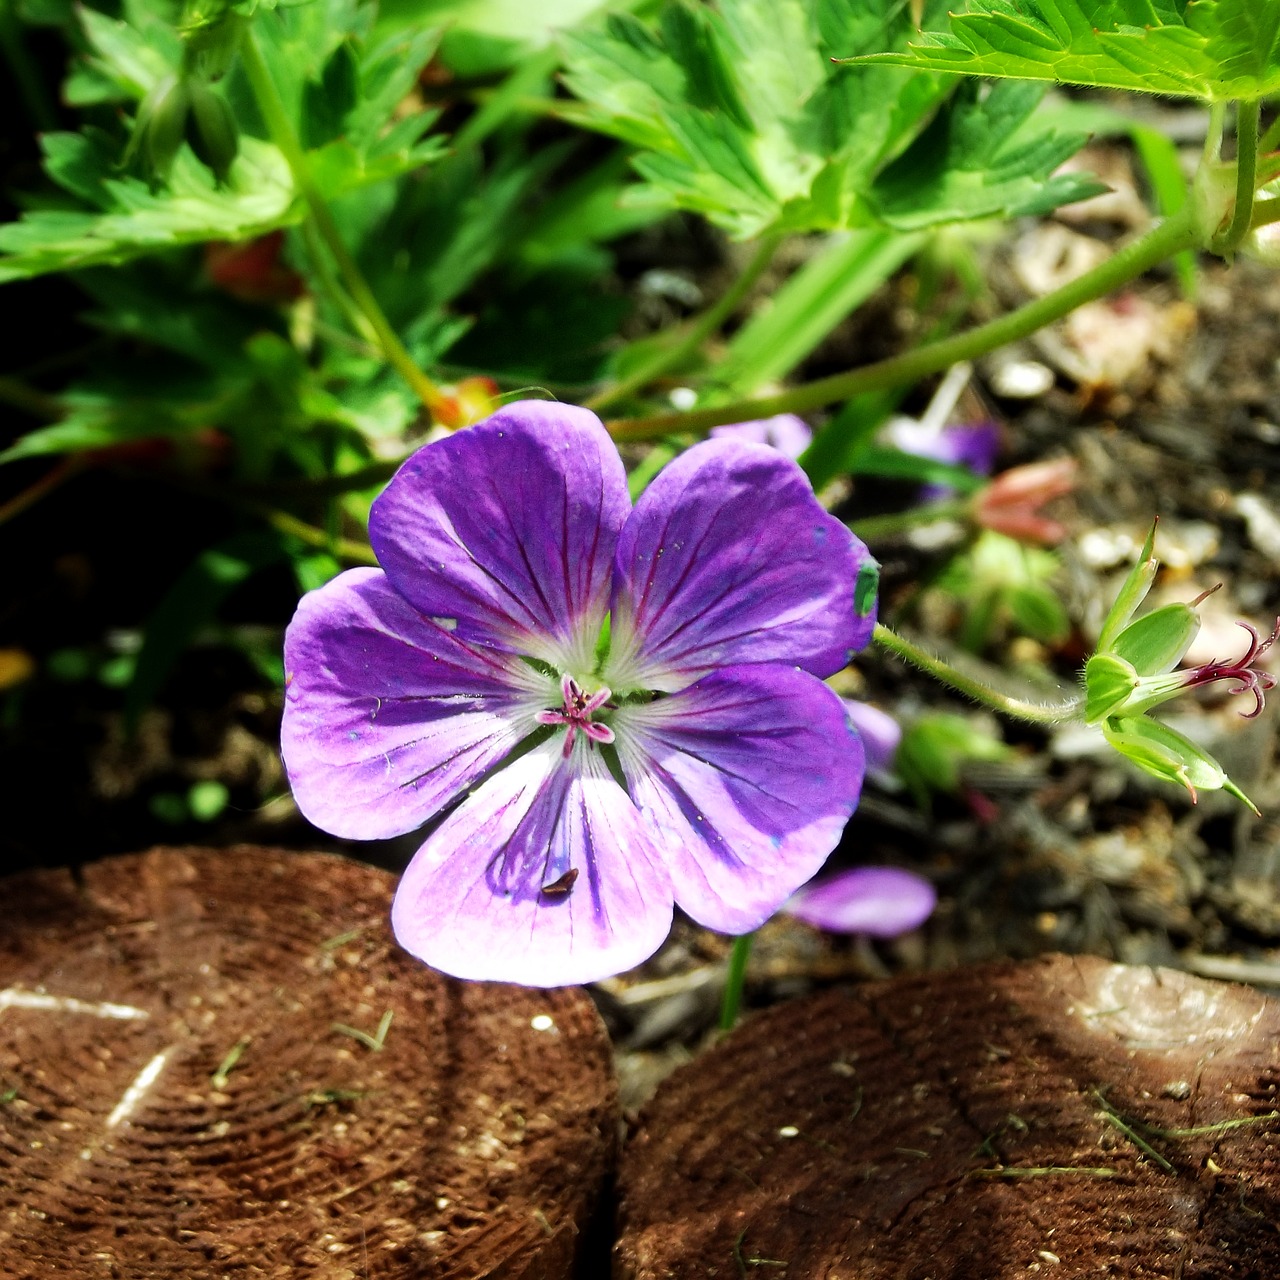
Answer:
[{"xmin": 972, "ymin": 458, "xmax": 1077, "ymax": 545}]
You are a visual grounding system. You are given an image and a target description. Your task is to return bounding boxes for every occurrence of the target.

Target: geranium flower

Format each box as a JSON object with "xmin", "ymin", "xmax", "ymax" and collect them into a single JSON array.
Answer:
[{"xmin": 282, "ymin": 401, "xmax": 879, "ymax": 986}]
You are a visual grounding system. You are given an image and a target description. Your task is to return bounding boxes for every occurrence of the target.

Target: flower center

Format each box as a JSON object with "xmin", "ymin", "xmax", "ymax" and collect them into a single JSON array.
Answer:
[{"xmin": 536, "ymin": 674, "xmax": 615, "ymax": 758}]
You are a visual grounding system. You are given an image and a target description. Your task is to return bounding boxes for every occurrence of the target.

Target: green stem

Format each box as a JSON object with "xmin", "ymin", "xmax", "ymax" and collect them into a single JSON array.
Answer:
[
  {"xmin": 238, "ymin": 29, "xmax": 446, "ymax": 418},
  {"xmin": 1212, "ymin": 99, "xmax": 1260, "ymax": 255},
  {"xmin": 606, "ymin": 206, "xmax": 1198, "ymax": 442},
  {"xmin": 300, "ymin": 220, "xmax": 380, "ymax": 348},
  {"xmin": 719, "ymin": 932, "xmax": 753, "ymax": 1032},
  {"xmin": 851, "ymin": 497, "xmax": 972, "ymax": 542},
  {"xmin": 587, "ymin": 233, "xmax": 783, "ymax": 413},
  {"xmin": 872, "ymin": 622, "xmax": 1083, "ymax": 725}
]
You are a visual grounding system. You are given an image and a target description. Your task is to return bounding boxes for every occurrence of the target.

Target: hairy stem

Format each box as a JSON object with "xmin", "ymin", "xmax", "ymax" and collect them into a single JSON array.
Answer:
[
  {"xmin": 587, "ymin": 233, "xmax": 783, "ymax": 412},
  {"xmin": 719, "ymin": 932, "xmax": 753, "ymax": 1031},
  {"xmin": 872, "ymin": 623, "xmax": 1083, "ymax": 725},
  {"xmin": 238, "ymin": 29, "xmax": 446, "ymax": 418},
  {"xmin": 606, "ymin": 206, "xmax": 1198, "ymax": 442}
]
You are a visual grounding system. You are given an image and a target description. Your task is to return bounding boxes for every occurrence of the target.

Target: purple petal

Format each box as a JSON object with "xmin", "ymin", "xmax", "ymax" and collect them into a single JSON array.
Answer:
[
  {"xmin": 608, "ymin": 441, "xmax": 878, "ymax": 691},
  {"xmin": 710, "ymin": 414, "xmax": 812, "ymax": 460},
  {"xmin": 391, "ymin": 741, "xmax": 673, "ymax": 986},
  {"xmin": 842, "ymin": 700, "xmax": 901, "ymax": 778},
  {"xmin": 370, "ymin": 401, "xmax": 630, "ymax": 672},
  {"xmin": 785, "ymin": 867, "xmax": 936, "ymax": 937},
  {"xmin": 613, "ymin": 665, "xmax": 864, "ymax": 933},
  {"xmin": 885, "ymin": 418, "xmax": 1002, "ymax": 500},
  {"xmin": 282, "ymin": 568, "xmax": 543, "ymax": 840}
]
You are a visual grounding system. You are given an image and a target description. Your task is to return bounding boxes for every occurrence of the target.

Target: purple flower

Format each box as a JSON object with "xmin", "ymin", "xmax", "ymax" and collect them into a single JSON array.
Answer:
[
  {"xmin": 282, "ymin": 401, "xmax": 879, "ymax": 986},
  {"xmin": 884, "ymin": 418, "xmax": 1002, "ymax": 498},
  {"xmin": 785, "ymin": 867, "xmax": 936, "ymax": 937},
  {"xmin": 710, "ymin": 414, "xmax": 813, "ymax": 460}
]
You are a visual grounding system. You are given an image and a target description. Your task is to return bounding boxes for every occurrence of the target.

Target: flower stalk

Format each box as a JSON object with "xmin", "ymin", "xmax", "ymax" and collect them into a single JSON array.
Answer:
[{"xmin": 606, "ymin": 205, "xmax": 1199, "ymax": 442}]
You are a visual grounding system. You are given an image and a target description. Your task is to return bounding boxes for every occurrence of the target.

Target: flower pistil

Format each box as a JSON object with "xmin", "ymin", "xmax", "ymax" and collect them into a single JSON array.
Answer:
[{"xmin": 536, "ymin": 674, "xmax": 616, "ymax": 757}]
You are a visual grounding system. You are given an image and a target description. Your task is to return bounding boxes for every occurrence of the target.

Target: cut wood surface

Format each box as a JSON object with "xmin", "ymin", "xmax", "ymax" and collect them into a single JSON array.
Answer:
[
  {"xmin": 0, "ymin": 846, "xmax": 617, "ymax": 1279},
  {"xmin": 616, "ymin": 954, "xmax": 1280, "ymax": 1279}
]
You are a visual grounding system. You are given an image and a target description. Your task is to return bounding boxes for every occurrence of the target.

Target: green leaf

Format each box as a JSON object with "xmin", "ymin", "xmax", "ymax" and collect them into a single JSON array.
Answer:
[
  {"xmin": 845, "ymin": 443, "xmax": 987, "ymax": 492},
  {"xmin": 716, "ymin": 229, "xmax": 923, "ymax": 393},
  {"xmin": 562, "ymin": 0, "xmax": 973, "ymax": 238},
  {"xmin": 845, "ymin": 0, "xmax": 1280, "ymax": 102},
  {"xmin": 868, "ymin": 81, "xmax": 1106, "ymax": 230},
  {"xmin": 0, "ymin": 140, "xmax": 299, "ymax": 282}
]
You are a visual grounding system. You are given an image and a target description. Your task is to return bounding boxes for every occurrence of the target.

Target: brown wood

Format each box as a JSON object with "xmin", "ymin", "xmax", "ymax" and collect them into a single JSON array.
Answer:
[
  {"xmin": 0, "ymin": 847, "xmax": 617, "ymax": 1279},
  {"xmin": 616, "ymin": 954, "xmax": 1280, "ymax": 1279}
]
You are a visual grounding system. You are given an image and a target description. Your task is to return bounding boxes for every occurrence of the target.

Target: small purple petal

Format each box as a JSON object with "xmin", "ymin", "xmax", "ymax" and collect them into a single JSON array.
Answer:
[
  {"xmin": 608, "ymin": 440, "xmax": 877, "ymax": 690},
  {"xmin": 282, "ymin": 568, "xmax": 541, "ymax": 840},
  {"xmin": 886, "ymin": 418, "xmax": 1001, "ymax": 474},
  {"xmin": 885, "ymin": 418, "xmax": 1002, "ymax": 500},
  {"xmin": 842, "ymin": 700, "xmax": 901, "ymax": 778},
  {"xmin": 613, "ymin": 665, "xmax": 864, "ymax": 933},
  {"xmin": 785, "ymin": 867, "xmax": 936, "ymax": 937},
  {"xmin": 391, "ymin": 741, "xmax": 673, "ymax": 986},
  {"xmin": 370, "ymin": 401, "xmax": 630, "ymax": 672},
  {"xmin": 710, "ymin": 414, "xmax": 813, "ymax": 460}
]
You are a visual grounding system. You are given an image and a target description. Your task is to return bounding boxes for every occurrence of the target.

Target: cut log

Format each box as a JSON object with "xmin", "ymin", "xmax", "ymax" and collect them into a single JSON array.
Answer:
[
  {"xmin": 616, "ymin": 954, "xmax": 1280, "ymax": 1279},
  {"xmin": 0, "ymin": 847, "xmax": 617, "ymax": 1279}
]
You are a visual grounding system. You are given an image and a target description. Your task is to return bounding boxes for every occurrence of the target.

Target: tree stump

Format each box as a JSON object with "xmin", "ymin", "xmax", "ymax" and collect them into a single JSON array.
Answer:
[
  {"xmin": 616, "ymin": 953, "xmax": 1280, "ymax": 1279},
  {"xmin": 0, "ymin": 847, "xmax": 618, "ymax": 1278}
]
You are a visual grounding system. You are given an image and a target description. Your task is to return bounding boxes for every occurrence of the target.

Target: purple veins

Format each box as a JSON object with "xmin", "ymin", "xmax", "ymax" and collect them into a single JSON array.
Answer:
[{"xmin": 281, "ymin": 401, "xmax": 879, "ymax": 986}]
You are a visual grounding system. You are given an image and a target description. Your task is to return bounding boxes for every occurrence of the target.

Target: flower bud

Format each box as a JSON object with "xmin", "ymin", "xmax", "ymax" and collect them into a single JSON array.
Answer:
[
  {"xmin": 132, "ymin": 74, "xmax": 191, "ymax": 177},
  {"xmin": 1101, "ymin": 715, "xmax": 1257, "ymax": 813},
  {"xmin": 188, "ymin": 82, "xmax": 239, "ymax": 181}
]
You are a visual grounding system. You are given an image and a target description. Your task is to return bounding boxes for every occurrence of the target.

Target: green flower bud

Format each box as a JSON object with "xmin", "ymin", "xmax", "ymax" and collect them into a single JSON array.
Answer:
[
  {"xmin": 1101, "ymin": 715, "xmax": 1258, "ymax": 814},
  {"xmin": 188, "ymin": 83, "xmax": 239, "ymax": 182},
  {"xmin": 1096, "ymin": 522, "xmax": 1158, "ymax": 652},
  {"xmin": 130, "ymin": 74, "xmax": 191, "ymax": 177}
]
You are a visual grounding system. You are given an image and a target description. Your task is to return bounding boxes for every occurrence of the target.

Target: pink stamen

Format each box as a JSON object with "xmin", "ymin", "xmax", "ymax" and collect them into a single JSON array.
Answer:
[
  {"xmin": 1184, "ymin": 618, "xmax": 1280, "ymax": 718},
  {"xmin": 536, "ymin": 676, "xmax": 616, "ymax": 757}
]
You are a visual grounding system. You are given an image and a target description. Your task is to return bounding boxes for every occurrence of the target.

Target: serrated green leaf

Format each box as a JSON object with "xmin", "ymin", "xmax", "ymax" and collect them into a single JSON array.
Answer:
[
  {"xmin": 0, "ymin": 140, "xmax": 299, "ymax": 282},
  {"xmin": 869, "ymin": 80, "xmax": 1106, "ymax": 230},
  {"xmin": 562, "ymin": 0, "xmax": 971, "ymax": 237},
  {"xmin": 846, "ymin": 0, "xmax": 1280, "ymax": 102}
]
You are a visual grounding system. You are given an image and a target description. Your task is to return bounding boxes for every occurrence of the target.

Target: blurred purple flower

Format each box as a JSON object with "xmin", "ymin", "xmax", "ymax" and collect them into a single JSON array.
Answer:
[
  {"xmin": 885, "ymin": 418, "xmax": 1002, "ymax": 499},
  {"xmin": 710, "ymin": 413, "xmax": 812, "ymax": 460},
  {"xmin": 282, "ymin": 401, "xmax": 879, "ymax": 986},
  {"xmin": 842, "ymin": 700, "xmax": 900, "ymax": 780},
  {"xmin": 785, "ymin": 867, "xmax": 936, "ymax": 937}
]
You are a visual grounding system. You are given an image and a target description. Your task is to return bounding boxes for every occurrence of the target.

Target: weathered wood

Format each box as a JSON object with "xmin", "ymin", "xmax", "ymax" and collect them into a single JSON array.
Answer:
[
  {"xmin": 0, "ymin": 846, "xmax": 617, "ymax": 1278},
  {"xmin": 617, "ymin": 954, "xmax": 1280, "ymax": 1279}
]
